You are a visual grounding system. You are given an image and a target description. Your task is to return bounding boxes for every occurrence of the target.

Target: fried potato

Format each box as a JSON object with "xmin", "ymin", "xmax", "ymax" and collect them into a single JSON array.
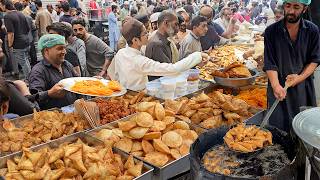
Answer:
[
  {"xmin": 136, "ymin": 102, "xmax": 156, "ymax": 112},
  {"xmin": 114, "ymin": 138, "xmax": 133, "ymax": 153},
  {"xmin": 155, "ymin": 103, "xmax": 165, "ymax": 121},
  {"xmin": 163, "ymin": 116, "xmax": 175, "ymax": 125},
  {"xmin": 149, "ymin": 121, "xmax": 167, "ymax": 132},
  {"xmin": 127, "ymin": 161, "xmax": 143, "ymax": 177},
  {"xmin": 131, "ymin": 141, "xmax": 143, "ymax": 152},
  {"xmin": 144, "ymin": 151, "xmax": 169, "ymax": 167},
  {"xmin": 170, "ymin": 149, "xmax": 182, "ymax": 160},
  {"xmin": 179, "ymin": 143, "xmax": 190, "ymax": 156},
  {"xmin": 162, "ymin": 131, "xmax": 183, "ymax": 148},
  {"xmin": 118, "ymin": 119, "xmax": 137, "ymax": 132}
]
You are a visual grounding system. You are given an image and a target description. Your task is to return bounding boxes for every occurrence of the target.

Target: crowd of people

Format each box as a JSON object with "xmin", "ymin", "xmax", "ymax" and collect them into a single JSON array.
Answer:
[{"xmin": 0, "ymin": 0, "xmax": 317, "ymax": 135}]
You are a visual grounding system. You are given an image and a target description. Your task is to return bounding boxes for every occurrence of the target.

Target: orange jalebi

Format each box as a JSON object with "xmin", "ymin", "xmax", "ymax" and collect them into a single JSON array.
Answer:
[
  {"xmin": 71, "ymin": 80, "xmax": 121, "ymax": 96},
  {"xmin": 236, "ymin": 88, "xmax": 267, "ymax": 109}
]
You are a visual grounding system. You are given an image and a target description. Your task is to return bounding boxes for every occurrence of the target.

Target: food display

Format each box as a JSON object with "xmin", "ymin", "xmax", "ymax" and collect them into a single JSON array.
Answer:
[
  {"xmin": 94, "ymin": 91, "xmax": 159, "ymax": 125},
  {"xmin": 71, "ymin": 80, "xmax": 122, "ymax": 96},
  {"xmin": 0, "ymin": 111, "xmax": 90, "ymax": 154},
  {"xmin": 211, "ymin": 63, "xmax": 252, "ymax": 78},
  {"xmin": 255, "ymin": 74, "xmax": 268, "ymax": 86},
  {"xmin": 224, "ymin": 124, "xmax": 272, "ymax": 153},
  {"xmin": 90, "ymin": 102, "xmax": 203, "ymax": 167},
  {"xmin": 202, "ymin": 144, "xmax": 290, "ymax": 177},
  {"xmin": 0, "ymin": 138, "xmax": 146, "ymax": 179},
  {"xmin": 199, "ymin": 45, "xmax": 251, "ymax": 80},
  {"xmin": 164, "ymin": 91, "xmax": 252, "ymax": 129},
  {"xmin": 236, "ymin": 87, "xmax": 267, "ymax": 109}
]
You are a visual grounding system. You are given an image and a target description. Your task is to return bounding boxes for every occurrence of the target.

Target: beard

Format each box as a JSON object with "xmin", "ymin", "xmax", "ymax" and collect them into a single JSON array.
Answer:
[
  {"xmin": 284, "ymin": 12, "xmax": 303, "ymax": 24},
  {"xmin": 167, "ymin": 25, "xmax": 175, "ymax": 37}
]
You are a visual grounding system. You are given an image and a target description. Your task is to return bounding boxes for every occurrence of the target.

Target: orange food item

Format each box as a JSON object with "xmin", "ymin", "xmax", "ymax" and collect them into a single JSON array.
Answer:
[
  {"xmin": 71, "ymin": 80, "xmax": 121, "ymax": 96},
  {"xmin": 236, "ymin": 88, "xmax": 267, "ymax": 109}
]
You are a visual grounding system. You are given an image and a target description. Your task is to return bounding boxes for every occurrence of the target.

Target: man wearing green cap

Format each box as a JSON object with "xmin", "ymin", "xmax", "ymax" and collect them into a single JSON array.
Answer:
[
  {"xmin": 263, "ymin": 0, "xmax": 320, "ymax": 132},
  {"xmin": 28, "ymin": 34, "xmax": 79, "ymax": 110}
]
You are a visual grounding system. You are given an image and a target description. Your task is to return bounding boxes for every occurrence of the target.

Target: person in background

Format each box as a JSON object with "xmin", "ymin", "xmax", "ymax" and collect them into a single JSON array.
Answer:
[
  {"xmin": 70, "ymin": 7, "xmax": 77, "ymax": 17},
  {"xmin": 263, "ymin": 0, "xmax": 320, "ymax": 132},
  {"xmin": 109, "ymin": 18, "xmax": 208, "ymax": 91},
  {"xmin": 251, "ymin": 0, "xmax": 261, "ymax": 21},
  {"xmin": 184, "ymin": 0, "xmax": 194, "ymax": 19},
  {"xmin": 68, "ymin": 0, "xmax": 79, "ymax": 9},
  {"xmin": 229, "ymin": 1, "xmax": 244, "ymax": 23},
  {"xmin": 274, "ymin": 7, "xmax": 284, "ymax": 22},
  {"xmin": 150, "ymin": 12, "xmax": 160, "ymax": 34},
  {"xmin": 72, "ymin": 18, "xmax": 114, "ymax": 77},
  {"xmin": 117, "ymin": 16, "xmax": 132, "ymax": 50},
  {"xmin": 120, "ymin": 1, "xmax": 129, "ymax": 21},
  {"xmin": 213, "ymin": 7, "xmax": 238, "ymax": 39},
  {"xmin": 108, "ymin": 5, "xmax": 120, "ymax": 51},
  {"xmin": 176, "ymin": 9, "xmax": 191, "ymax": 41},
  {"xmin": 0, "ymin": 0, "xmax": 31, "ymax": 79},
  {"xmin": 147, "ymin": 0, "xmax": 154, "ymax": 15},
  {"xmin": 29, "ymin": 34, "xmax": 79, "ymax": 110},
  {"xmin": 64, "ymin": 22, "xmax": 87, "ymax": 76},
  {"xmin": 59, "ymin": 1, "xmax": 74, "ymax": 24},
  {"xmin": 134, "ymin": 14, "xmax": 150, "ymax": 34},
  {"xmin": 55, "ymin": 3, "xmax": 64, "ymax": 19},
  {"xmin": 46, "ymin": 22, "xmax": 81, "ymax": 76},
  {"xmin": 35, "ymin": 0, "xmax": 52, "ymax": 38},
  {"xmin": 130, "ymin": 8, "xmax": 138, "ymax": 17},
  {"xmin": 14, "ymin": 2, "xmax": 37, "ymax": 66},
  {"xmin": 179, "ymin": 15, "xmax": 208, "ymax": 60},
  {"xmin": 200, "ymin": 5, "xmax": 220, "ymax": 51},
  {"xmin": 47, "ymin": 4, "xmax": 59, "ymax": 22}
]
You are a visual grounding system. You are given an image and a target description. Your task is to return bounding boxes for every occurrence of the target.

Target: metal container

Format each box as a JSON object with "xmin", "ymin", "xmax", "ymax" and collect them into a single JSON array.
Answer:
[
  {"xmin": 214, "ymin": 69, "xmax": 259, "ymax": 87},
  {"xmin": 0, "ymin": 132, "xmax": 154, "ymax": 180},
  {"xmin": 85, "ymin": 116, "xmax": 207, "ymax": 180}
]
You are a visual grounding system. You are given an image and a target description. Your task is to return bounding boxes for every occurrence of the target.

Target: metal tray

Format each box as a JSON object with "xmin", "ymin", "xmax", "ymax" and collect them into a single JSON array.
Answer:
[
  {"xmin": 0, "ymin": 132, "xmax": 154, "ymax": 180},
  {"xmin": 0, "ymin": 108, "xmax": 93, "ymax": 158},
  {"xmin": 85, "ymin": 116, "xmax": 207, "ymax": 180}
]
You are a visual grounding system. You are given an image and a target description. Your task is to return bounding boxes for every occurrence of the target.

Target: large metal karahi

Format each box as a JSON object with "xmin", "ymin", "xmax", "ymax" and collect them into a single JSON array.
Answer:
[
  {"xmin": 213, "ymin": 69, "xmax": 260, "ymax": 88},
  {"xmin": 0, "ymin": 132, "xmax": 154, "ymax": 180},
  {"xmin": 292, "ymin": 107, "xmax": 320, "ymax": 150}
]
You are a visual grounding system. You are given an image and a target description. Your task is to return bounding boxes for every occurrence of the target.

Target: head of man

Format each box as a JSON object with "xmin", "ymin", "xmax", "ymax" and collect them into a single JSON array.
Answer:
[
  {"xmin": 122, "ymin": 19, "xmax": 148, "ymax": 49},
  {"xmin": 0, "ymin": 0, "xmax": 15, "ymax": 12},
  {"xmin": 72, "ymin": 18, "xmax": 87, "ymax": 40},
  {"xmin": 55, "ymin": 4, "xmax": 62, "ymax": 13},
  {"xmin": 111, "ymin": 4, "xmax": 118, "ymax": 13},
  {"xmin": 178, "ymin": 11, "xmax": 190, "ymax": 27},
  {"xmin": 13, "ymin": 1, "xmax": 23, "ymax": 11},
  {"xmin": 274, "ymin": 8, "xmax": 284, "ymax": 22},
  {"xmin": 61, "ymin": 1, "xmax": 70, "ymax": 13},
  {"xmin": 149, "ymin": 12, "xmax": 160, "ymax": 30},
  {"xmin": 70, "ymin": 7, "xmax": 77, "ymax": 16},
  {"xmin": 47, "ymin": 22, "xmax": 73, "ymax": 42},
  {"xmin": 124, "ymin": 1, "xmax": 129, "ymax": 10},
  {"xmin": 34, "ymin": 0, "xmax": 42, "ymax": 9},
  {"xmin": 38, "ymin": 34, "xmax": 66, "ymax": 65},
  {"xmin": 191, "ymin": 16, "xmax": 208, "ymax": 37},
  {"xmin": 135, "ymin": 14, "xmax": 150, "ymax": 30},
  {"xmin": 0, "ymin": 77, "xmax": 10, "ymax": 116},
  {"xmin": 200, "ymin": 5, "xmax": 214, "ymax": 22},
  {"xmin": 157, "ymin": 10, "xmax": 179, "ymax": 37},
  {"xmin": 220, "ymin": 7, "xmax": 232, "ymax": 21},
  {"xmin": 47, "ymin": 4, "xmax": 53, "ymax": 13},
  {"xmin": 283, "ymin": 0, "xmax": 309, "ymax": 24}
]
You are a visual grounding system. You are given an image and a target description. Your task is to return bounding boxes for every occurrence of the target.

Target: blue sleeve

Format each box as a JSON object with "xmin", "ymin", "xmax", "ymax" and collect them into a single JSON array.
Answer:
[
  {"xmin": 213, "ymin": 23, "xmax": 224, "ymax": 35},
  {"xmin": 263, "ymin": 27, "xmax": 279, "ymax": 72},
  {"xmin": 308, "ymin": 25, "xmax": 320, "ymax": 64}
]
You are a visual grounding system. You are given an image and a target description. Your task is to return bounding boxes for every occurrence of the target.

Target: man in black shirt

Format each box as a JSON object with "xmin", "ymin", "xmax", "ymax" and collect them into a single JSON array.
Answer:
[
  {"xmin": 59, "ymin": 2, "xmax": 74, "ymax": 24},
  {"xmin": 29, "ymin": 34, "xmax": 79, "ymax": 110},
  {"xmin": 0, "ymin": 0, "xmax": 31, "ymax": 79}
]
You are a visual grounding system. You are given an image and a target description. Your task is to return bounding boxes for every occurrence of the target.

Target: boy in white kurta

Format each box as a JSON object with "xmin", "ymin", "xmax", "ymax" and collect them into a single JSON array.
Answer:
[{"xmin": 108, "ymin": 19, "xmax": 208, "ymax": 91}]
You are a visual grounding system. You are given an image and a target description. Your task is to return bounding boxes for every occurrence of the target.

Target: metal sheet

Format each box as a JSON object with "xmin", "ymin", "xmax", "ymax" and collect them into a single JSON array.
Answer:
[
  {"xmin": 292, "ymin": 107, "xmax": 320, "ymax": 150},
  {"xmin": 0, "ymin": 132, "xmax": 154, "ymax": 180},
  {"xmin": 85, "ymin": 117, "xmax": 207, "ymax": 180}
]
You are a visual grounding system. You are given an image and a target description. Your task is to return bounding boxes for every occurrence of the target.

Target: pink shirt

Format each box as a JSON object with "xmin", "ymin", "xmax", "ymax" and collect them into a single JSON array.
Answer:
[{"xmin": 233, "ymin": 12, "xmax": 245, "ymax": 23}]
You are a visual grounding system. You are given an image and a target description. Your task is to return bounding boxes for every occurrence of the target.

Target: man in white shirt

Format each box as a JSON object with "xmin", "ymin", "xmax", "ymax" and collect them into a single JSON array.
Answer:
[
  {"xmin": 108, "ymin": 19, "xmax": 208, "ymax": 91},
  {"xmin": 47, "ymin": 4, "xmax": 59, "ymax": 22}
]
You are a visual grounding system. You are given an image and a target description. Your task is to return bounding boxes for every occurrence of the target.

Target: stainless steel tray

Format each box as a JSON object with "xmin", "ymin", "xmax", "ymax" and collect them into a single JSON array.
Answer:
[
  {"xmin": 86, "ymin": 116, "xmax": 207, "ymax": 180},
  {"xmin": 0, "ymin": 132, "xmax": 154, "ymax": 180}
]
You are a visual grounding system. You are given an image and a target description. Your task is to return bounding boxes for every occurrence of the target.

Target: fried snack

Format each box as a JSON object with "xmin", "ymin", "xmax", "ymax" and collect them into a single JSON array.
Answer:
[
  {"xmin": 0, "ymin": 111, "xmax": 90, "ymax": 154},
  {"xmin": 3, "ymin": 139, "xmax": 145, "ymax": 180},
  {"xmin": 224, "ymin": 124, "xmax": 272, "ymax": 153},
  {"xmin": 236, "ymin": 87, "xmax": 267, "ymax": 109},
  {"xmin": 71, "ymin": 80, "xmax": 121, "ymax": 96},
  {"xmin": 211, "ymin": 63, "xmax": 252, "ymax": 78},
  {"xmin": 91, "ymin": 103, "xmax": 201, "ymax": 167}
]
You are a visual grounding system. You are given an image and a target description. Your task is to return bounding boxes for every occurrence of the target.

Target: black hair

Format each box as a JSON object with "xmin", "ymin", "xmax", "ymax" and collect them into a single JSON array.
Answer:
[
  {"xmin": 13, "ymin": 2, "xmax": 23, "ymax": 11},
  {"xmin": 34, "ymin": 0, "xmax": 42, "ymax": 7},
  {"xmin": 0, "ymin": 0, "xmax": 15, "ymax": 10},
  {"xmin": 190, "ymin": 16, "xmax": 207, "ymax": 30},
  {"xmin": 0, "ymin": 77, "xmax": 10, "ymax": 104},
  {"xmin": 71, "ymin": 18, "xmax": 86, "ymax": 28},
  {"xmin": 134, "ymin": 14, "xmax": 149, "ymax": 24},
  {"xmin": 157, "ymin": 10, "xmax": 177, "ymax": 25},
  {"xmin": 46, "ymin": 22, "xmax": 73, "ymax": 39},
  {"xmin": 177, "ymin": 14, "xmax": 184, "ymax": 25},
  {"xmin": 111, "ymin": 4, "xmax": 117, "ymax": 12},
  {"xmin": 130, "ymin": 8, "xmax": 138, "ymax": 16},
  {"xmin": 61, "ymin": 1, "xmax": 70, "ymax": 12},
  {"xmin": 47, "ymin": 4, "xmax": 53, "ymax": 8}
]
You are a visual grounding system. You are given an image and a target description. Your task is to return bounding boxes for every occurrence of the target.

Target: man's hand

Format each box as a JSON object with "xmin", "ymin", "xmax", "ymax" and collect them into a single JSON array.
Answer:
[
  {"xmin": 98, "ymin": 70, "xmax": 107, "ymax": 78},
  {"xmin": 272, "ymin": 84, "xmax": 286, "ymax": 101},
  {"xmin": 48, "ymin": 84, "xmax": 66, "ymax": 98},
  {"xmin": 286, "ymin": 74, "xmax": 302, "ymax": 87},
  {"xmin": 198, "ymin": 53, "xmax": 209, "ymax": 67}
]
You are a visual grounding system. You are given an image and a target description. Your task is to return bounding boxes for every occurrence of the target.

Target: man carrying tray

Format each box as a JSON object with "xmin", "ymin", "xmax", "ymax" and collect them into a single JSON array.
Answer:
[{"xmin": 29, "ymin": 34, "xmax": 79, "ymax": 110}]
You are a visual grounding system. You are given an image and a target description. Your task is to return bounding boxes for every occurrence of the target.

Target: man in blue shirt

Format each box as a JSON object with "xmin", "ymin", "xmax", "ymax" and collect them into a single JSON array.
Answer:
[
  {"xmin": 108, "ymin": 5, "xmax": 120, "ymax": 51},
  {"xmin": 263, "ymin": 0, "xmax": 320, "ymax": 132}
]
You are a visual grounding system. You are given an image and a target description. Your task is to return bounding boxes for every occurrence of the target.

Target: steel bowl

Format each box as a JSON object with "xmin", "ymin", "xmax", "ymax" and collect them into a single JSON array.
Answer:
[{"xmin": 214, "ymin": 69, "xmax": 259, "ymax": 88}]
